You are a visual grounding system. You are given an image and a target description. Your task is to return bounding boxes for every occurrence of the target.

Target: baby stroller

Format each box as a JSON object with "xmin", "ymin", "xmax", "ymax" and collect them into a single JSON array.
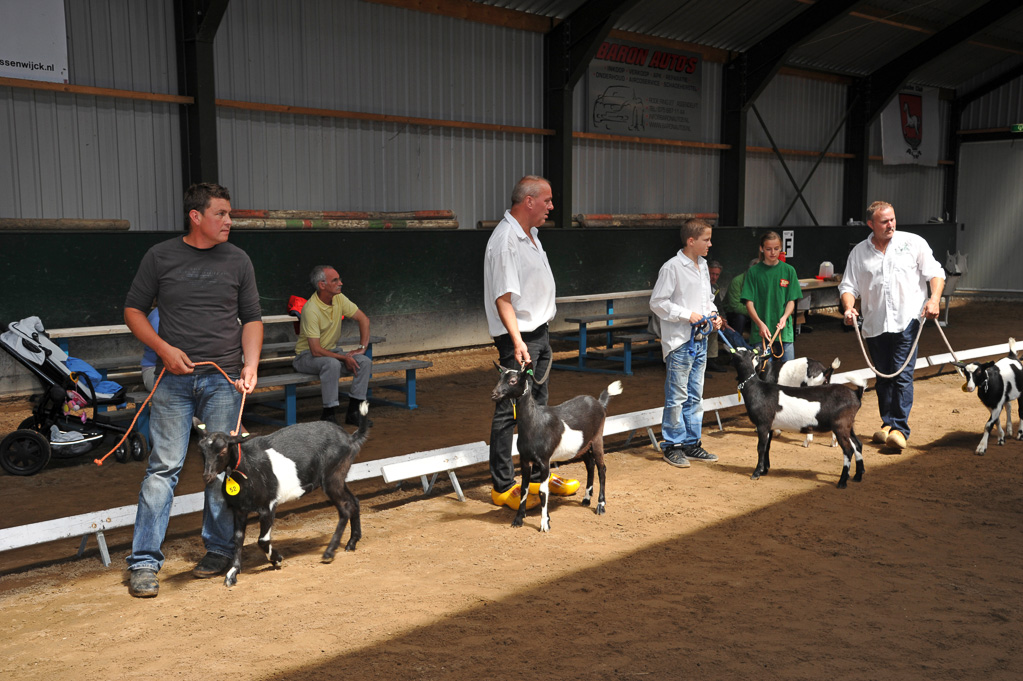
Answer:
[{"xmin": 0, "ymin": 316, "xmax": 148, "ymax": 475}]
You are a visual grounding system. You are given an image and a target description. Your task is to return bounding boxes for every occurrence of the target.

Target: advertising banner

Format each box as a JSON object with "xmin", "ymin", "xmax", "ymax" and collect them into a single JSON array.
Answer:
[
  {"xmin": 880, "ymin": 85, "xmax": 939, "ymax": 166},
  {"xmin": 0, "ymin": 0, "xmax": 69, "ymax": 84},
  {"xmin": 586, "ymin": 39, "xmax": 702, "ymax": 141}
]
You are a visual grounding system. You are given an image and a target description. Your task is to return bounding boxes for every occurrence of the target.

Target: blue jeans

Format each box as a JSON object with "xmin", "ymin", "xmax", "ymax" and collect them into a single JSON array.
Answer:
[
  {"xmin": 765, "ymin": 341, "xmax": 795, "ymax": 363},
  {"xmin": 661, "ymin": 339, "xmax": 707, "ymax": 447},
  {"xmin": 126, "ymin": 371, "xmax": 241, "ymax": 572},
  {"xmin": 866, "ymin": 319, "xmax": 919, "ymax": 438}
]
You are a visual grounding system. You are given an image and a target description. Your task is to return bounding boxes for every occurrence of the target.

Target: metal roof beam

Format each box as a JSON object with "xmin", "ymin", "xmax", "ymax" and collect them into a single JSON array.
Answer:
[
  {"xmin": 544, "ymin": 0, "xmax": 642, "ymax": 227},
  {"xmin": 863, "ymin": 0, "xmax": 1022, "ymax": 124},
  {"xmin": 740, "ymin": 0, "xmax": 864, "ymax": 109},
  {"xmin": 958, "ymin": 61, "xmax": 1023, "ymax": 108},
  {"xmin": 176, "ymin": 0, "xmax": 231, "ymax": 188}
]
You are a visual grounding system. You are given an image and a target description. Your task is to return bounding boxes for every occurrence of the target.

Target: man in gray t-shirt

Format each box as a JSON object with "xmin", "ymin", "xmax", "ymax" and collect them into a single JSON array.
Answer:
[{"xmin": 123, "ymin": 183, "xmax": 263, "ymax": 598}]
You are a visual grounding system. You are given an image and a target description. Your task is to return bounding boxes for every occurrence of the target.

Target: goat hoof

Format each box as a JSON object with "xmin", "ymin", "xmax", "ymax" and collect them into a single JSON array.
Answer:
[
  {"xmin": 976, "ymin": 448, "xmax": 986, "ymax": 456},
  {"xmin": 540, "ymin": 520, "xmax": 550, "ymax": 532},
  {"xmin": 511, "ymin": 518, "xmax": 524, "ymax": 528},
  {"xmin": 223, "ymin": 576, "xmax": 237, "ymax": 588},
  {"xmin": 321, "ymin": 554, "xmax": 335, "ymax": 564},
  {"xmin": 595, "ymin": 504, "xmax": 606, "ymax": 516},
  {"xmin": 581, "ymin": 498, "xmax": 591, "ymax": 507},
  {"xmin": 837, "ymin": 480, "xmax": 848, "ymax": 489},
  {"xmin": 853, "ymin": 474, "xmax": 863, "ymax": 482}
]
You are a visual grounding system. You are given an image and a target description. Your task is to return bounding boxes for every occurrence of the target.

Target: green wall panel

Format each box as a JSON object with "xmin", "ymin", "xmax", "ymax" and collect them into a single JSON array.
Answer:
[{"xmin": 0, "ymin": 224, "xmax": 958, "ymax": 330}]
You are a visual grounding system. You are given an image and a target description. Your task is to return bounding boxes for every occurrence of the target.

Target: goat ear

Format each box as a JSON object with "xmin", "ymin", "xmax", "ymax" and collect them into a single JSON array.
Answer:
[
  {"xmin": 192, "ymin": 417, "xmax": 207, "ymax": 433},
  {"xmin": 522, "ymin": 361, "xmax": 535, "ymax": 375},
  {"xmin": 493, "ymin": 361, "xmax": 505, "ymax": 374}
]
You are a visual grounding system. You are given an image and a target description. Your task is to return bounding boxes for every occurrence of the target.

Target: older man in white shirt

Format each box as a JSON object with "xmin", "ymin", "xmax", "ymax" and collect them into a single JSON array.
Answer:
[
  {"xmin": 839, "ymin": 201, "xmax": 944, "ymax": 451},
  {"xmin": 483, "ymin": 175, "xmax": 579, "ymax": 510}
]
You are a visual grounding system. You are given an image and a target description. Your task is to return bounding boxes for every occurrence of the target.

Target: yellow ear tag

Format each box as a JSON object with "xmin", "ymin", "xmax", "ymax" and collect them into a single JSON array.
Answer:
[
  {"xmin": 513, "ymin": 403, "xmax": 517, "ymax": 420},
  {"xmin": 225, "ymin": 476, "xmax": 241, "ymax": 496}
]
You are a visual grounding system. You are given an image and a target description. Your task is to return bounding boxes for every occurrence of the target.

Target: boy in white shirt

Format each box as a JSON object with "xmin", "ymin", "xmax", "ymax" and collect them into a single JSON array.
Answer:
[{"xmin": 650, "ymin": 219, "xmax": 724, "ymax": 468}]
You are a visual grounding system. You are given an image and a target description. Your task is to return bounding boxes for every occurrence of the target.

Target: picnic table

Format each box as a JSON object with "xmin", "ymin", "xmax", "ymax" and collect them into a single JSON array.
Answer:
[{"xmin": 552, "ymin": 290, "xmax": 660, "ymax": 375}]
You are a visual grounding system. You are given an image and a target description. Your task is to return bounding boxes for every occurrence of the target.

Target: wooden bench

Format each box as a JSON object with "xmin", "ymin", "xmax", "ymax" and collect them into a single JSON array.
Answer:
[{"xmin": 244, "ymin": 359, "xmax": 433, "ymax": 426}]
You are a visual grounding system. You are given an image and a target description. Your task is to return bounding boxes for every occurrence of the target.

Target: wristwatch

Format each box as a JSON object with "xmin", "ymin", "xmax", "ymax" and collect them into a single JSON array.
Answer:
[{"xmin": 357, "ymin": 344, "xmax": 366, "ymax": 350}]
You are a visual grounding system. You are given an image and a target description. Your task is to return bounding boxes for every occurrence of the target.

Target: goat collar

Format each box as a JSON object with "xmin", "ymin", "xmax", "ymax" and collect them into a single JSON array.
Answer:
[{"xmin": 736, "ymin": 373, "xmax": 757, "ymax": 394}]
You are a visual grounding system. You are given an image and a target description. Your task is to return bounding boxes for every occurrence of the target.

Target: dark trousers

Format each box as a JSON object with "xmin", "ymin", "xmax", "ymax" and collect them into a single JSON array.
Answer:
[
  {"xmin": 866, "ymin": 319, "xmax": 920, "ymax": 438},
  {"xmin": 489, "ymin": 325, "xmax": 551, "ymax": 493},
  {"xmin": 726, "ymin": 312, "xmax": 750, "ymax": 338}
]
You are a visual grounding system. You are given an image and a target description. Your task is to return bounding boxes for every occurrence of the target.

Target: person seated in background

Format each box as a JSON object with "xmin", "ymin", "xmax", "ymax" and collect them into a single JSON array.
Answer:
[
  {"xmin": 140, "ymin": 307, "xmax": 159, "ymax": 391},
  {"xmin": 292, "ymin": 265, "xmax": 373, "ymax": 426},
  {"xmin": 722, "ymin": 258, "xmax": 759, "ymax": 339},
  {"xmin": 704, "ymin": 261, "xmax": 728, "ymax": 373}
]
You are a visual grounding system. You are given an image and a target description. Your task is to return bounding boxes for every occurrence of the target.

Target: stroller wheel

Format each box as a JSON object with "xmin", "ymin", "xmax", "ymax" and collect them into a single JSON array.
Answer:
[
  {"xmin": 128, "ymin": 431, "xmax": 148, "ymax": 462},
  {"xmin": 114, "ymin": 440, "xmax": 131, "ymax": 464},
  {"xmin": 17, "ymin": 417, "xmax": 41, "ymax": 432},
  {"xmin": 1, "ymin": 429, "xmax": 52, "ymax": 476}
]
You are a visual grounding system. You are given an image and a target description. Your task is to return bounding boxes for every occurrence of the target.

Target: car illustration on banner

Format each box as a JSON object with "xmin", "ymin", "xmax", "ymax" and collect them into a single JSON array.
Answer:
[{"xmin": 592, "ymin": 86, "xmax": 646, "ymax": 131}]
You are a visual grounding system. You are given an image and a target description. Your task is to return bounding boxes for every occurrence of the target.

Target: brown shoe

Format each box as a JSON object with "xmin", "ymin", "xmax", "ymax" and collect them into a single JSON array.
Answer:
[
  {"xmin": 872, "ymin": 425, "xmax": 891, "ymax": 444},
  {"xmin": 886, "ymin": 430, "xmax": 907, "ymax": 450}
]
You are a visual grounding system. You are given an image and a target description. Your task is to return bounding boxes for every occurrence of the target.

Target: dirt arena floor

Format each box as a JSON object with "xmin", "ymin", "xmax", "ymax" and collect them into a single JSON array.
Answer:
[{"xmin": 1, "ymin": 301, "xmax": 1021, "ymax": 681}]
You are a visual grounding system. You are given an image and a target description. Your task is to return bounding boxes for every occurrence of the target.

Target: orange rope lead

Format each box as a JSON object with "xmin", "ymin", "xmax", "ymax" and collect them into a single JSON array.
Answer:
[{"xmin": 93, "ymin": 361, "xmax": 248, "ymax": 466}]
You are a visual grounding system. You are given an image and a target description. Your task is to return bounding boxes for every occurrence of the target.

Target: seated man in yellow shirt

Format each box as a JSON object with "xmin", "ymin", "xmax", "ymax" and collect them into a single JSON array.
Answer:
[{"xmin": 293, "ymin": 265, "xmax": 372, "ymax": 425}]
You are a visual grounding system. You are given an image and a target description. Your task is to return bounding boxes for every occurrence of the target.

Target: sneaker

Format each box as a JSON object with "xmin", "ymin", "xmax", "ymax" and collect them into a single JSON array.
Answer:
[
  {"xmin": 491, "ymin": 485, "xmax": 541, "ymax": 510},
  {"xmin": 886, "ymin": 430, "xmax": 907, "ymax": 450},
  {"xmin": 872, "ymin": 425, "xmax": 891, "ymax": 444},
  {"xmin": 128, "ymin": 568, "xmax": 159, "ymax": 598},
  {"xmin": 685, "ymin": 442, "xmax": 719, "ymax": 462},
  {"xmin": 662, "ymin": 444, "xmax": 691, "ymax": 468},
  {"xmin": 192, "ymin": 552, "xmax": 231, "ymax": 578}
]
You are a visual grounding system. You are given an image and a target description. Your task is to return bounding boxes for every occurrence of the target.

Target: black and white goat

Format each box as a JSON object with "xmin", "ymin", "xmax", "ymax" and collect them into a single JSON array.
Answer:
[
  {"xmin": 729, "ymin": 347, "xmax": 867, "ymax": 488},
  {"xmin": 491, "ymin": 362, "xmax": 621, "ymax": 532},
  {"xmin": 954, "ymin": 338, "xmax": 1023, "ymax": 455},
  {"xmin": 759, "ymin": 356, "xmax": 841, "ymax": 447},
  {"xmin": 194, "ymin": 402, "xmax": 370, "ymax": 587}
]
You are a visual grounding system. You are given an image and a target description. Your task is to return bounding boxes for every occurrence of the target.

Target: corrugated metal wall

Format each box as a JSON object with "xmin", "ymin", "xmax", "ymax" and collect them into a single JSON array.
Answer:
[
  {"xmin": 743, "ymin": 74, "xmax": 847, "ymax": 226},
  {"xmin": 570, "ymin": 61, "xmax": 722, "ymax": 215},
  {"xmin": 956, "ymin": 140, "xmax": 1023, "ymax": 293},
  {"xmin": 2, "ymin": 0, "xmax": 1018, "ymax": 238},
  {"xmin": 0, "ymin": 0, "xmax": 181, "ymax": 229},
  {"xmin": 214, "ymin": 0, "xmax": 545, "ymax": 227}
]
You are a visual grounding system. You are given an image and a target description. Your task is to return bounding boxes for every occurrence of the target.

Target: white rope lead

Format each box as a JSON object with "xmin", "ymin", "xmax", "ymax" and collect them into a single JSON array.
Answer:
[{"xmin": 850, "ymin": 314, "xmax": 964, "ymax": 379}]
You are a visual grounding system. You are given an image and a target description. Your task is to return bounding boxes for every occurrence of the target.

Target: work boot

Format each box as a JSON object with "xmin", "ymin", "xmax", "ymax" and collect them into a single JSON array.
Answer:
[
  {"xmin": 872, "ymin": 425, "xmax": 891, "ymax": 444},
  {"xmin": 192, "ymin": 552, "xmax": 231, "ymax": 578},
  {"xmin": 345, "ymin": 399, "xmax": 373, "ymax": 426},
  {"xmin": 128, "ymin": 569, "xmax": 159, "ymax": 598},
  {"xmin": 321, "ymin": 406, "xmax": 338, "ymax": 423}
]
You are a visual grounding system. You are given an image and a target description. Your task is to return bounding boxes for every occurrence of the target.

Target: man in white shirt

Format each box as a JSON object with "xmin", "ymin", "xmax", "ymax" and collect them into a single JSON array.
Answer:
[
  {"xmin": 483, "ymin": 175, "xmax": 579, "ymax": 510},
  {"xmin": 839, "ymin": 201, "xmax": 944, "ymax": 451}
]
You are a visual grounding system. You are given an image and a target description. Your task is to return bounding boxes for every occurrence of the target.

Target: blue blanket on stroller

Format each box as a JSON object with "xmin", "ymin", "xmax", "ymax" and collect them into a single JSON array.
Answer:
[{"xmin": 65, "ymin": 357, "xmax": 123, "ymax": 398}]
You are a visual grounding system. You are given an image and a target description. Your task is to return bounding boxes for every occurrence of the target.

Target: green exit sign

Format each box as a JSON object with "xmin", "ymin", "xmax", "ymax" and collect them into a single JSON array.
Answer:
[{"xmin": 1012, "ymin": 124, "xmax": 1023, "ymax": 133}]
